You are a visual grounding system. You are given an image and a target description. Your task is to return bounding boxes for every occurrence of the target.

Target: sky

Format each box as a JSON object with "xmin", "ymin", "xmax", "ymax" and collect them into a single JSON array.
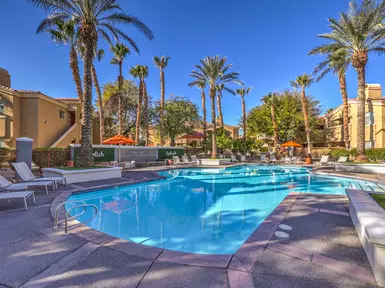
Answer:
[{"xmin": 1, "ymin": 0, "xmax": 385, "ymax": 126}]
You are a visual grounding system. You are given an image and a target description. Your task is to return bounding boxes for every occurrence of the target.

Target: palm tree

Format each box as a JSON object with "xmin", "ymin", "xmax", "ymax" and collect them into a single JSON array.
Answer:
[
  {"xmin": 290, "ymin": 74, "xmax": 314, "ymax": 158},
  {"xmin": 308, "ymin": 0, "xmax": 385, "ymax": 156},
  {"xmin": 236, "ymin": 86, "xmax": 252, "ymax": 147},
  {"xmin": 310, "ymin": 49, "xmax": 350, "ymax": 149},
  {"xmin": 130, "ymin": 65, "xmax": 148, "ymax": 145},
  {"xmin": 188, "ymin": 80, "xmax": 207, "ymax": 154},
  {"xmin": 91, "ymin": 49, "xmax": 105, "ymax": 144},
  {"xmin": 111, "ymin": 43, "xmax": 130, "ymax": 135},
  {"xmin": 45, "ymin": 20, "xmax": 83, "ymax": 105},
  {"xmin": 153, "ymin": 56, "xmax": 170, "ymax": 145},
  {"xmin": 216, "ymin": 84, "xmax": 236, "ymax": 128},
  {"xmin": 262, "ymin": 93, "xmax": 279, "ymax": 152},
  {"xmin": 190, "ymin": 56, "xmax": 240, "ymax": 158},
  {"xmin": 30, "ymin": 0, "xmax": 154, "ymax": 167}
]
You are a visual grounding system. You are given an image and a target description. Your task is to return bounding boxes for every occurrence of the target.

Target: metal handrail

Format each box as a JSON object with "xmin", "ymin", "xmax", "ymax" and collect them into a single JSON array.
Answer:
[
  {"xmin": 53, "ymin": 200, "xmax": 87, "ymax": 229},
  {"xmin": 64, "ymin": 204, "xmax": 98, "ymax": 234}
]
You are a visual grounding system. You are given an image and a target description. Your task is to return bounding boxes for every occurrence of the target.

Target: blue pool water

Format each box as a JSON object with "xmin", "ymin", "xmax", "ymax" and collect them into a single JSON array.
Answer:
[{"xmin": 67, "ymin": 165, "xmax": 384, "ymax": 254}]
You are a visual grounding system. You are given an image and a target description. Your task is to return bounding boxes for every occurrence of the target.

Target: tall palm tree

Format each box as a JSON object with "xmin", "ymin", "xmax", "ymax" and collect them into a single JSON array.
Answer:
[
  {"xmin": 45, "ymin": 20, "xmax": 83, "ymax": 105},
  {"xmin": 310, "ymin": 49, "xmax": 351, "ymax": 149},
  {"xmin": 30, "ymin": 0, "xmax": 154, "ymax": 167},
  {"xmin": 290, "ymin": 74, "xmax": 314, "ymax": 158},
  {"xmin": 91, "ymin": 49, "xmax": 105, "ymax": 144},
  {"xmin": 153, "ymin": 56, "xmax": 170, "ymax": 145},
  {"xmin": 308, "ymin": 0, "xmax": 385, "ymax": 156},
  {"xmin": 111, "ymin": 43, "xmax": 130, "ymax": 135},
  {"xmin": 216, "ymin": 84, "xmax": 236, "ymax": 128},
  {"xmin": 236, "ymin": 86, "xmax": 252, "ymax": 147},
  {"xmin": 130, "ymin": 65, "xmax": 148, "ymax": 145},
  {"xmin": 262, "ymin": 93, "xmax": 279, "ymax": 152},
  {"xmin": 190, "ymin": 56, "xmax": 240, "ymax": 158},
  {"xmin": 188, "ymin": 80, "xmax": 207, "ymax": 154}
]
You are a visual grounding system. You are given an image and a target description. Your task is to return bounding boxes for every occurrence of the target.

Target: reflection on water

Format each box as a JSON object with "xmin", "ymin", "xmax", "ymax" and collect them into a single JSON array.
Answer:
[{"xmin": 68, "ymin": 165, "xmax": 378, "ymax": 254}]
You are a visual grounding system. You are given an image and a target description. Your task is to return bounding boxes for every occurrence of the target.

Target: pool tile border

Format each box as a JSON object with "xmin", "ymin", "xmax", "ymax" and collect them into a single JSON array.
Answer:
[{"xmin": 50, "ymin": 176, "xmax": 378, "ymax": 287}]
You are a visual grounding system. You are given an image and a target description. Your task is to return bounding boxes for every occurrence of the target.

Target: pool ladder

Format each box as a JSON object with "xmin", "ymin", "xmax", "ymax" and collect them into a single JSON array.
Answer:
[{"xmin": 53, "ymin": 200, "xmax": 99, "ymax": 234}]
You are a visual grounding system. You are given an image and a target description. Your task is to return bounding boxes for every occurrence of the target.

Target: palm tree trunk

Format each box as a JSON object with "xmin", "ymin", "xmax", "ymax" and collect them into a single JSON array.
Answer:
[
  {"xmin": 338, "ymin": 70, "xmax": 349, "ymax": 150},
  {"xmin": 160, "ymin": 69, "xmax": 165, "ymax": 145},
  {"xmin": 69, "ymin": 47, "xmax": 83, "ymax": 105},
  {"xmin": 301, "ymin": 87, "xmax": 312, "ymax": 156},
  {"xmin": 242, "ymin": 96, "xmax": 247, "ymax": 147},
  {"xmin": 143, "ymin": 80, "xmax": 149, "ymax": 146},
  {"xmin": 201, "ymin": 89, "xmax": 207, "ymax": 154},
  {"xmin": 135, "ymin": 80, "xmax": 143, "ymax": 145},
  {"xmin": 210, "ymin": 86, "xmax": 217, "ymax": 158},
  {"xmin": 118, "ymin": 63, "xmax": 123, "ymax": 135},
  {"xmin": 91, "ymin": 63, "xmax": 104, "ymax": 144},
  {"xmin": 356, "ymin": 66, "xmax": 366, "ymax": 156},
  {"xmin": 217, "ymin": 91, "xmax": 224, "ymax": 128},
  {"xmin": 76, "ymin": 26, "xmax": 95, "ymax": 167},
  {"xmin": 271, "ymin": 104, "xmax": 278, "ymax": 151}
]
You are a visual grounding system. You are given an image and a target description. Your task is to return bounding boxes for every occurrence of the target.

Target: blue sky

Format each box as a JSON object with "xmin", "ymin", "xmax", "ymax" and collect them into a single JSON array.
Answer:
[{"xmin": 1, "ymin": 0, "xmax": 385, "ymax": 126}]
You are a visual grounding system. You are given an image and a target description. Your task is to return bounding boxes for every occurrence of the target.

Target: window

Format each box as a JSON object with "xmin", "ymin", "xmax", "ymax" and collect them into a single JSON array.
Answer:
[
  {"xmin": 365, "ymin": 141, "xmax": 375, "ymax": 149},
  {"xmin": 365, "ymin": 112, "xmax": 374, "ymax": 125},
  {"xmin": 0, "ymin": 104, "xmax": 4, "ymax": 114},
  {"xmin": 59, "ymin": 110, "xmax": 65, "ymax": 119}
]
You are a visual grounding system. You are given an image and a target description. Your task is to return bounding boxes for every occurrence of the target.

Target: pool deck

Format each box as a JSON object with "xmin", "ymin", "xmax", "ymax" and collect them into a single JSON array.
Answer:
[{"xmin": 0, "ymin": 168, "xmax": 380, "ymax": 287}]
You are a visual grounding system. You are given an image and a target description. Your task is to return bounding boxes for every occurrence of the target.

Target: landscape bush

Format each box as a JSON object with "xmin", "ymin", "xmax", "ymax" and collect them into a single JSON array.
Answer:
[
  {"xmin": 365, "ymin": 148, "xmax": 385, "ymax": 162},
  {"xmin": 32, "ymin": 148, "xmax": 70, "ymax": 168},
  {"xmin": 311, "ymin": 148, "xmax": 331, "ymax": 160}
]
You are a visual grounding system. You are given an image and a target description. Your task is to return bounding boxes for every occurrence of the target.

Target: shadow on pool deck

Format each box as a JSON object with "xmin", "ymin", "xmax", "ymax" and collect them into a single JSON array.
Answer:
[{"xmin": 0, "ymin": 173, "xmax": 380, "ymax": 288}]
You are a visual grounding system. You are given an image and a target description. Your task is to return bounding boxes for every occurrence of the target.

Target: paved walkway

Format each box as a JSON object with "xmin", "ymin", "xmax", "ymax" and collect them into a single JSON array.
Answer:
[{"xmin": 0, "ymin": 171, "xmax": 379, "ymax": 287}]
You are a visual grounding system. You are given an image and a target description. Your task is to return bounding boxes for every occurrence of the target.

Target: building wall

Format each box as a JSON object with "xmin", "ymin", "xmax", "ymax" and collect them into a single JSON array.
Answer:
[
  {"xmin": 36, "ymin": 96, "xmax": 72, "ymax": 147},
  {"xmin": 0, "ymin": 68, "xmax": 10, "ymax": 88},
  {"xmin": 20, "ymin": 97, "xmax": 39, "ymax": 147}
]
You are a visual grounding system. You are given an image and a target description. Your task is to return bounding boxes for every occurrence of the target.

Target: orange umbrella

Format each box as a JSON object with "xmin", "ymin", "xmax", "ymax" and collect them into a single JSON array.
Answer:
[
  {"xmin": 280, "ymin": 141, "xmax": 302, "ymax": 147},
  {"xmin": 103, "ymin": 135, "xmax": 135, "ymax": 145}
]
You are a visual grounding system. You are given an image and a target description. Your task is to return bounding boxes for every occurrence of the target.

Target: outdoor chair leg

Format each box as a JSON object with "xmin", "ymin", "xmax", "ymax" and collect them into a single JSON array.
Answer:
[
  {"xmin": 24, "ymin": 197, "xmax": 27, "ymax": 210},
  {"xmin": 32, "ymin": 192, "xmax": 36, "ymax": 203},
  {"xmin": 45, "ymin": 185, "xmax": 49, "ymax": 195}
]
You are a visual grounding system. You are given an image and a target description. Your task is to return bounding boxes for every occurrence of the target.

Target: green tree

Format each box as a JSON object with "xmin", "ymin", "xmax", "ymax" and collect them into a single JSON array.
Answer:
[
  {"xmin": 247, "ymin": 90, "xmax": 322, "ymax": 144},
  {"xmin": 310, "ymin": 49, "xmax": 350, "ymax": 150},
  {"xmin": 190, "ymin": 56, "xmax": 240, "ymax": 158},
  {"xmin": 188, "ymin": 80, "xmax": 208, "ymax": 154},
  {"xmin": 308, "ymin": 0, "xmax": 385, "ymax": 156},
  {"xmin": 153, "ymin": 56, "xmax": 170, "ymax": 145},
  {"xmin": 30, "ymin": 0, "xmax": 154, "ymax": 167},
  {"xmin": 130, "ymin": 65, "xmax": 149, "ymax": 145},
  {"xmin": 92, "ymin": 49, "xmax": 105, "ymax": 143},
  {"xmin": 110, "ymin": 43, "xmax": 130, "ymax": 135},
  {"xmin": 290, "ymin": 74, "xmax": 314, "ymax": 156},
  {"xmin": 155, "ymin": 96, "xmax": 200, "ymax": 146},
  {"xmin": 44, "ymin": 20, "xmax": 83, "ymax": 105},
  {"xmin": 236, "ymin": 86, "xmax": 252, "ymax": 147},
  {"xmin": 216, "ymin": 84, "xmax": 235, "ymax": 128},
  {"xmin": 102, "ymin": 80, "xmax": 140, "ymax": 138},
  {"xmin": 261, "ymin": 93, "xmax": 279, "ymax": 151}
]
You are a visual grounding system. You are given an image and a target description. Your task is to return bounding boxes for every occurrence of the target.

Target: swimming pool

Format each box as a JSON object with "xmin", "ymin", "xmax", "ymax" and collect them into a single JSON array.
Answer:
[{"xmin": 67, "ymin": 165, "xmax": 384, "ymax": 254}]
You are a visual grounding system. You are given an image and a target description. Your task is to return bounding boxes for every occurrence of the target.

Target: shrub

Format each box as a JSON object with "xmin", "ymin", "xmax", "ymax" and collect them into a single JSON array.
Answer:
[
  {"xmin": 32, "ymin": 148, "xmax": 70, "ymax": 168},
  {"xmin": 330, "ymin": 149, "xmax": 351, "ymax": 161},
  {"xmin": 365, "ymin": 148, "xmax": 385, "ymax": 162},
  {"xmin": 311, "ymin": 148, "xmax": 331, "ymax": 160}
]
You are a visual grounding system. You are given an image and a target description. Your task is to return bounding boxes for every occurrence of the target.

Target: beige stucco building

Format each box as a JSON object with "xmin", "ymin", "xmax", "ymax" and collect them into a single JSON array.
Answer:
[
  {"xmin": 0, "ymin": 67, "xmax": 98, "ymax": 148},
  {"xmin": 322, "ymin": 84, "xmax": 385, "ymax": 149}
]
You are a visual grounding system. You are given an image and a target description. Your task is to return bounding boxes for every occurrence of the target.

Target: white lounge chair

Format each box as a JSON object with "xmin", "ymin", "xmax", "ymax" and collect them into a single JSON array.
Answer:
[
  {"xmin": 260, "ymin": 155, "xmax": 268, "ymax": 163},
  {"xmin": 240, "ymin": 155, "xmax": 248, "ymax": 163},
  {"xmin": 270, "ymin": 155, "xmax": 278, "ymax": 163},
  {"xmin": 182, "ymin": 155, "xmax": 194, "ymax": 165},
  {"xmin": 191, "ymin": 155, "xmax": 200, "ymax": 165},
  {"xmin": 230, "ymin": 155, "xmax": 238, "ymax": 163},
  {"xmin": 12, "ymin": 162, "xmax": 65, "ymax": 189},
  {"xmin": 122, "ymin": 161, "xmax": 136, "ymax": 171},
  {"xmin": 172, "ymin": 156, "xmax": 186, "ymax": 166},
  {"xmin": 290, "ymin": 157, "xmax": 298, "ymax": 164},
  {"xmin": 337, "ymin": 156, "xmax": 348, "ymax": 163},
  {"xmin": 0, "ymin": 175, "xmax": 54, "ymax": 195},
  {"xmin": 0, "ymin": 190, "xmax": 35, "ymax": 210},
  {"xmin": 319, "ymin": 155, "xmax": 332, "ymax": 166}
]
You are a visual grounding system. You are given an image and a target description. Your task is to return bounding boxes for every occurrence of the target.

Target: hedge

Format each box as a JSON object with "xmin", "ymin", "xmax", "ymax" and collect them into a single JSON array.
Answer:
[
  {"xmin": 365, "ymin": 148, "xmax": 385, "ymax": 162},
  {"xmin": 32, "ymin": 148, "xmax": 70, "ymax": 168}
]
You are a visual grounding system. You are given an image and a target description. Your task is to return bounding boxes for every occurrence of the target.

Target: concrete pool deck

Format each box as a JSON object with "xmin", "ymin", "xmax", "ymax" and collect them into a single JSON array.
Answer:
[{"xmin": 0, "ymin": 169, "xmax": 380, "ymax": 287}]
